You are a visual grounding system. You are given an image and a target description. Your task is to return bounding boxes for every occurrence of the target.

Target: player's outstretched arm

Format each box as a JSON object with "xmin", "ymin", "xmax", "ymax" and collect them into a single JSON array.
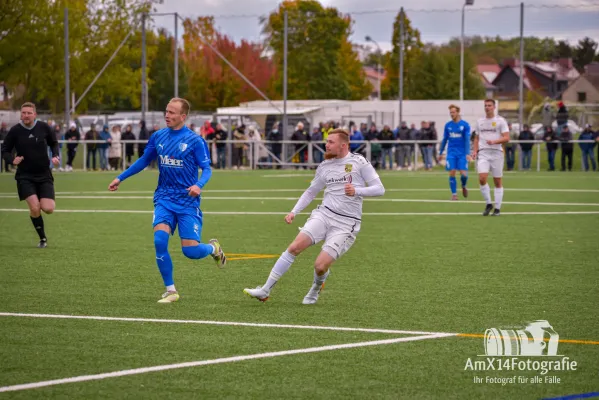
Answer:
[
  {"xmin": 288, "ymin": 169, "xmax": 325, "ymax": 222},
  {"xmin": 111, "ymin": 135, "xmax": 157, "ymax": 188}
]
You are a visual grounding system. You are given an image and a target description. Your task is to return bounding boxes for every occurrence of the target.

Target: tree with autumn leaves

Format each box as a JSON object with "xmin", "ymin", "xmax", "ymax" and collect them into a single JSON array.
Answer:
[{"xmin": 179, "ymin": 17, "xmax": 277, "ymax": 111}]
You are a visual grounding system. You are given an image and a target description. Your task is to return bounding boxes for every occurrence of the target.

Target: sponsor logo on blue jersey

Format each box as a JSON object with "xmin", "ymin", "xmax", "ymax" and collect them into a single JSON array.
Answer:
[{"xmin": 159, "ymin": 155, "xmax": 184, "ymax": 168}]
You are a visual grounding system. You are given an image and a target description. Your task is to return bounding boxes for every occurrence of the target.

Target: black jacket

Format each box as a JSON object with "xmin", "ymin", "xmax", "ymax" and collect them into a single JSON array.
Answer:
[
  {"xmin": 518, "ymin": 130, "xmax": 535, "ymax": 151},
  {"xmin": 1, "ymin": 121, "xmax": 58, "ymax": 177},
  {"xmin": 543, "ymin": 129, "xmax": 558, "ymax": 151},
  {"xmin": 559, "ymin": 130, "xmax": 573, "ymax": 151}
]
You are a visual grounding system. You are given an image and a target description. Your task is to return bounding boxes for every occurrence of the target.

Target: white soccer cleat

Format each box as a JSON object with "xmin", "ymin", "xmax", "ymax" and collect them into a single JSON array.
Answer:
[
  {"xmin": 302, "ymin": 282, "xmax": 325, "ymax": 305},
  {"xmin": 243, "ymin": 286, "xmax": 269, "ymax": 302}
]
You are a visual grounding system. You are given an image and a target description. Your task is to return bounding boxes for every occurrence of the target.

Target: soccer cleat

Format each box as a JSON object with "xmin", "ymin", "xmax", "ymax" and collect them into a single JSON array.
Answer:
[
  {"xmin": 37, "ymin": 239, "xmax": 47, "ymax": 248},
  {"xmin": 157, "ymin": 291, "xmax": 180, "ymax": 303},
  {"xmin": 491, "ymin": 208, "xmax": 501, "ymax": 217},
  {"xmin": 482, "ymin": 204, "xmax": 493, "ymax": 216},
  {"xmin": 209, "ymin": 239, "xmax": 226, "ymax": 268},
  {"xmin": 462, "ymin": 187, "xmax": 468, "ymax": 198},
  {"xmin": 451, "ymin": 194, "xmax": 458, "ymax": 201},
  {"xmin": 302, "ymin": 282, "xmax": 325, "ymax": 305},
  {"xmin": 243, "ymin": 286, "xmax": 269, "ymax": 302}
]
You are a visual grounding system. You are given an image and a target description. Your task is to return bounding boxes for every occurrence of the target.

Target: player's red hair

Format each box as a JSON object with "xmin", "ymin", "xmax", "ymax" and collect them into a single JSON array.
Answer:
[{"xmin": 329, "ymin": 128, "xmax": 350, "ymax": 143}]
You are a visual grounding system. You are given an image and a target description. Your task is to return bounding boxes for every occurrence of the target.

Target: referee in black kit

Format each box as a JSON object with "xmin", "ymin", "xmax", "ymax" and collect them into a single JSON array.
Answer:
[{"xmin": 1, "ymin": 102, "xmax": 60, "ymax": 248}]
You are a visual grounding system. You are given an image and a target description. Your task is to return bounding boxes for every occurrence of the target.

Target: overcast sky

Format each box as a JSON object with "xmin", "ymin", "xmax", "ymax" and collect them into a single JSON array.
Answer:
[{"xmin": 153, "ymin": 0, "xmax": 599, "ymax": 53}]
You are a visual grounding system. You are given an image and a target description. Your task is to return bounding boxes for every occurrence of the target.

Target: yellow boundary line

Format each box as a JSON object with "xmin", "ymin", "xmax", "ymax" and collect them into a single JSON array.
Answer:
[
  {"xmin": 226, "ymin": 253, "xmax": 279, "ymax": 261},
  {"xmin": 457, "ymin": 333, "xmax": 599, "ymax": 346}
]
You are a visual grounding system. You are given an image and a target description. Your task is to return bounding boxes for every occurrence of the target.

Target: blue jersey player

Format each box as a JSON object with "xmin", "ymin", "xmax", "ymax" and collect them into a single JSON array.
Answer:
[
  {"xmin": 439, "ymin": 104, "xmax": 472, "ymax": 200},
  {"xmin": 108, "ymin": 98, "xmax": 226, "ymax": 303}
]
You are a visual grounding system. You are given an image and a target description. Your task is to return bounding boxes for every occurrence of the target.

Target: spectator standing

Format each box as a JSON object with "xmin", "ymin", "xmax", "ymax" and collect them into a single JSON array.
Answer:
[
  {"xmin": 64, "ymin": 122, "xmax": 80, "ymax": 171},
  {"xmin": 99, "ymin": 124, "xmax": 111, "ymax": 171},
  {"xmin": 108, "ymin": 125, "xmax": 122, "ymax": 170},
  {"xmin": 579, "ymin": 124, "xmax": 596, "ymax": 172},
  {"xmin": 518, "ymin": 124, "xmax": 534, "ymax": 171},
  {"xmin": 84, "ymin": 123, "xmax": 101, "ymax": 170},
  {"xmin": 121, "ymin": 124, "xmax": 135, "ymax": 167},
  {"xmin": 543, "ymin": 126, "xmax": 558, "ymax": 171},
  {"xmin": 559, "ymin": 125, "xmax": 573, "ymax": 171}
]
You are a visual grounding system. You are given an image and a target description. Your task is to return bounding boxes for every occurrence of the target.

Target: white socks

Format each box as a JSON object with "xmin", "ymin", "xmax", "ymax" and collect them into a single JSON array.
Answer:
[
  {"xmin": 263, "ymin": 250, "xmax": 296, "ymax": 294},
  {"xmin": 480, "ymin": 183, "xmax": 492, "ymax": 205},
  {"xmin": 312, "ymin": 270, "xmax": 330, "ymax": 291},
  {"xmin": 494, "ymin": 187, "xmax": 504, "ymax": 210},
  {"xmin": 480, "ymin": 183, "xmax": 504, "ymax": 209},
  {"xmin": 166, "ymin": 284, "xmax": 176, "ymax": 292}
]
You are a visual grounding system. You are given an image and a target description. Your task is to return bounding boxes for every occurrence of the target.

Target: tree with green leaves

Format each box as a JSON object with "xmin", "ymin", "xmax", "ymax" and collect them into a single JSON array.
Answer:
[
  {"xmin": 406, "ymin": 48, "xmax": 484, "ymax": 100},
  {"xmin": 0, "ymin": 0, "xmax": 157, "ymax": 114},
  {"xmin": 381, "ymin": 11, "xmax": 423, "ymax": 100},
  {"xmin": 573, "ymin": 37, "xmax": 598, "ymax": 72},
  {"xmin": 147, "ymin": 29, "xmax": 187, "ymax": 111},
  {"xmin": 262, "ymin": 0, "xmax": 370, "ymax": 100}
]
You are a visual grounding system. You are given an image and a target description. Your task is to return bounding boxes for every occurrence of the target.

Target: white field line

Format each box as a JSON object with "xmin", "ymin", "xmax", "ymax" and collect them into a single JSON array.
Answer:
[
  {"xmin": 0, "ymin": 333, "xmax": 451, "ymax": 393},
  {"xmin": 1, "ymin": 187, "xmax": 598, "ymax": 194},
  {"xmin": 1, "ymin": 209, "xmax": 599, "ymax": 216},
  {"xmin": 0, "ymin": 312, "xmax": 452, "ymax": 336},
  {"xmin": 262, "ymin": 173, "xmax": 599, "ymax": 179},
  {"xmin": 1, "ymin": 195, "xmax": 598, "ymax": 207}
]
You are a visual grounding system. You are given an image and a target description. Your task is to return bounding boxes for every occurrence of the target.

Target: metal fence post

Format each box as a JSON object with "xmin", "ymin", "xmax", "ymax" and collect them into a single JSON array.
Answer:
[
  {"xmin": 537, "ymin": 142, "xmax": 541, "ymax": 172},
  {"xmin": 82, "ymin": 142, "xmax": 87, "ymax": 171}
]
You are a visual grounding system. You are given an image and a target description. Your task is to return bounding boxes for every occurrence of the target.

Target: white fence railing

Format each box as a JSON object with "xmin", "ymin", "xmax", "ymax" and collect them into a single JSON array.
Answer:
[{"xmin": 1, "ymin": 139, "xmax": 597, "ymax": 172}]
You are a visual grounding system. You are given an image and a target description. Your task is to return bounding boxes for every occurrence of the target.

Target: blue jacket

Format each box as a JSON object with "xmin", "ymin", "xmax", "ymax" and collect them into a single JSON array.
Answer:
[
  {"xmin": 99, "ymin": 126, "xmax": 111, "ymax": 149},
  {"xmin": 578, "ymin": 130, "xmax": 596, "ymax": 151},
  {"xmin": 350, "ymin": 130, "xmax": 364, "ymax": 151}
]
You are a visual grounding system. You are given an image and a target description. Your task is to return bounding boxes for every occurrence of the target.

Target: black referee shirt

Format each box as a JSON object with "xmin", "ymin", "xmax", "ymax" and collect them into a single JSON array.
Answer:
[{"xmin": 1, "ymin": 120, "xmax": 59, "ymax": 178}]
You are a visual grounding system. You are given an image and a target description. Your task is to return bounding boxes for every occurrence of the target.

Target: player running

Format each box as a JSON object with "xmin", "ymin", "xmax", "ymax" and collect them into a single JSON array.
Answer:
[
  {"xmin": 243, "ymin": 129, "xmax": 385, "ymax": 305},
  {"xmin": 438, "ymin": 104, "xmax": 472, "ymax": 200},
  {"xmin": 1, "ymin": 102, "xmax": 60, "ymax": 248},
  {"xmin": 472, "ymin": 99, "xmax": 510, "ymax": 216},
  {"xmin": 108, "ymin": 98, "xmax": 226, "ymax": 303}
]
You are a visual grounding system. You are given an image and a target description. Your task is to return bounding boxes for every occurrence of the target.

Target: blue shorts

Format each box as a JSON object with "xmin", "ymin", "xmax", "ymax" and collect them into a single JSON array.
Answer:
[
  {"xmin": 153, "ymin": 201, "xmax": 203, "ymax": 241},
  {"xmin": 445, "ymin": 156, "xmax": 468, "ymax": 171}
]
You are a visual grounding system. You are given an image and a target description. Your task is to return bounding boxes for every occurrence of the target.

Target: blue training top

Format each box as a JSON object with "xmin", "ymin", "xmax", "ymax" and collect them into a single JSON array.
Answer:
[
  {"xmin": 117, "ymin": 126, "xmax": 212, "ymax": 208},
  {"xmin": 439, "ymin": 119, "xmax": 471, "ymax": 157}
]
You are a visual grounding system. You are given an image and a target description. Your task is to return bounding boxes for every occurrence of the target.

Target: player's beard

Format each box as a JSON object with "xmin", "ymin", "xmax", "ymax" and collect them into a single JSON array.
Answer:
[{"xmin": 324, "ymin": 151, "xmax": 336, "ymax": 160}]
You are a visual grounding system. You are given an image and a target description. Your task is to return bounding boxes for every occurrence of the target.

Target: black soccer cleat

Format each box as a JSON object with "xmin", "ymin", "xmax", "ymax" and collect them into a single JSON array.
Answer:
[
  {"xmin": 482, "ymin": 204, "xmax": 493, "ymax": 216},
  {"xmin": 37, "ymin": 239, "xmax": 47, "ymax": 248},
  {"xmin": 491, "ymin": 208, "xmax": 501, "ymax": 217}
]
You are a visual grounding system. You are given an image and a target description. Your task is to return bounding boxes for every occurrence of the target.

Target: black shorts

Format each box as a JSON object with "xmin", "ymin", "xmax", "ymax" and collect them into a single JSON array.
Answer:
[{"xmin": 16, "ymin": 176, "xmax": 55, "ymax": 201}]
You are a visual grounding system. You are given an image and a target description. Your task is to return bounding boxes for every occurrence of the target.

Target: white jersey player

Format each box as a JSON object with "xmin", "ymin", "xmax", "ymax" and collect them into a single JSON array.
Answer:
[
  {"xmin": 244, "ymin": 128, "xmax": 385, "ymax": 304},
  {"xmin": 472, "ymin": 99, "xmax": 510, "ymax": 216}
]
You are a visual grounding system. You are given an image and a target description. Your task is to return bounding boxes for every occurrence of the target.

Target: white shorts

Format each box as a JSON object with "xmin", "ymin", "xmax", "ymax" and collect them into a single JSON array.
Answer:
[
  {"xmin": 477, "ymin": 150, "xmax": 504, "ymax": 177},
  {"xmin": 299, "ymin": 206, "xmax": 361, "ymax": 260}
]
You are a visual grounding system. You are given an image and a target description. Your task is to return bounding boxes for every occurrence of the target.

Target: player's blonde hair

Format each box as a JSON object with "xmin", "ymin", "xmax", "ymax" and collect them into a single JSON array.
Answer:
[
  {"xmin": 329, "ymin": 128, "xmax": 350, "ymax": 143},
  {"xmin": 448, "ymin": 104, "xmax": 460, "ymax": 113},
  {"xmin": 21, "ymin": 102, "xmax": 36, "ymax": 112},
  {"xmin": 169, "ymin": 97, "xmax": 191, "ymax": 115}
]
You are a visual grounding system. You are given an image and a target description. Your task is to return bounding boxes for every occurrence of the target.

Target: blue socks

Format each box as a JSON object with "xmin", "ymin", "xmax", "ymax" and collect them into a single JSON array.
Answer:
[
  {"xmin": 460, "ymin": 174, "xmax": 468, "ymax": 188},
  {"xmin": 449, "ymin": 176, "xmax": 457, "ymax": 195},
  {"xmin": 182, "ymin": 243, "xmax": 214, "ymax": 260},
  {"xmin": 154, "ymin": 230, "xmax": 174, "ymax": 287}
]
